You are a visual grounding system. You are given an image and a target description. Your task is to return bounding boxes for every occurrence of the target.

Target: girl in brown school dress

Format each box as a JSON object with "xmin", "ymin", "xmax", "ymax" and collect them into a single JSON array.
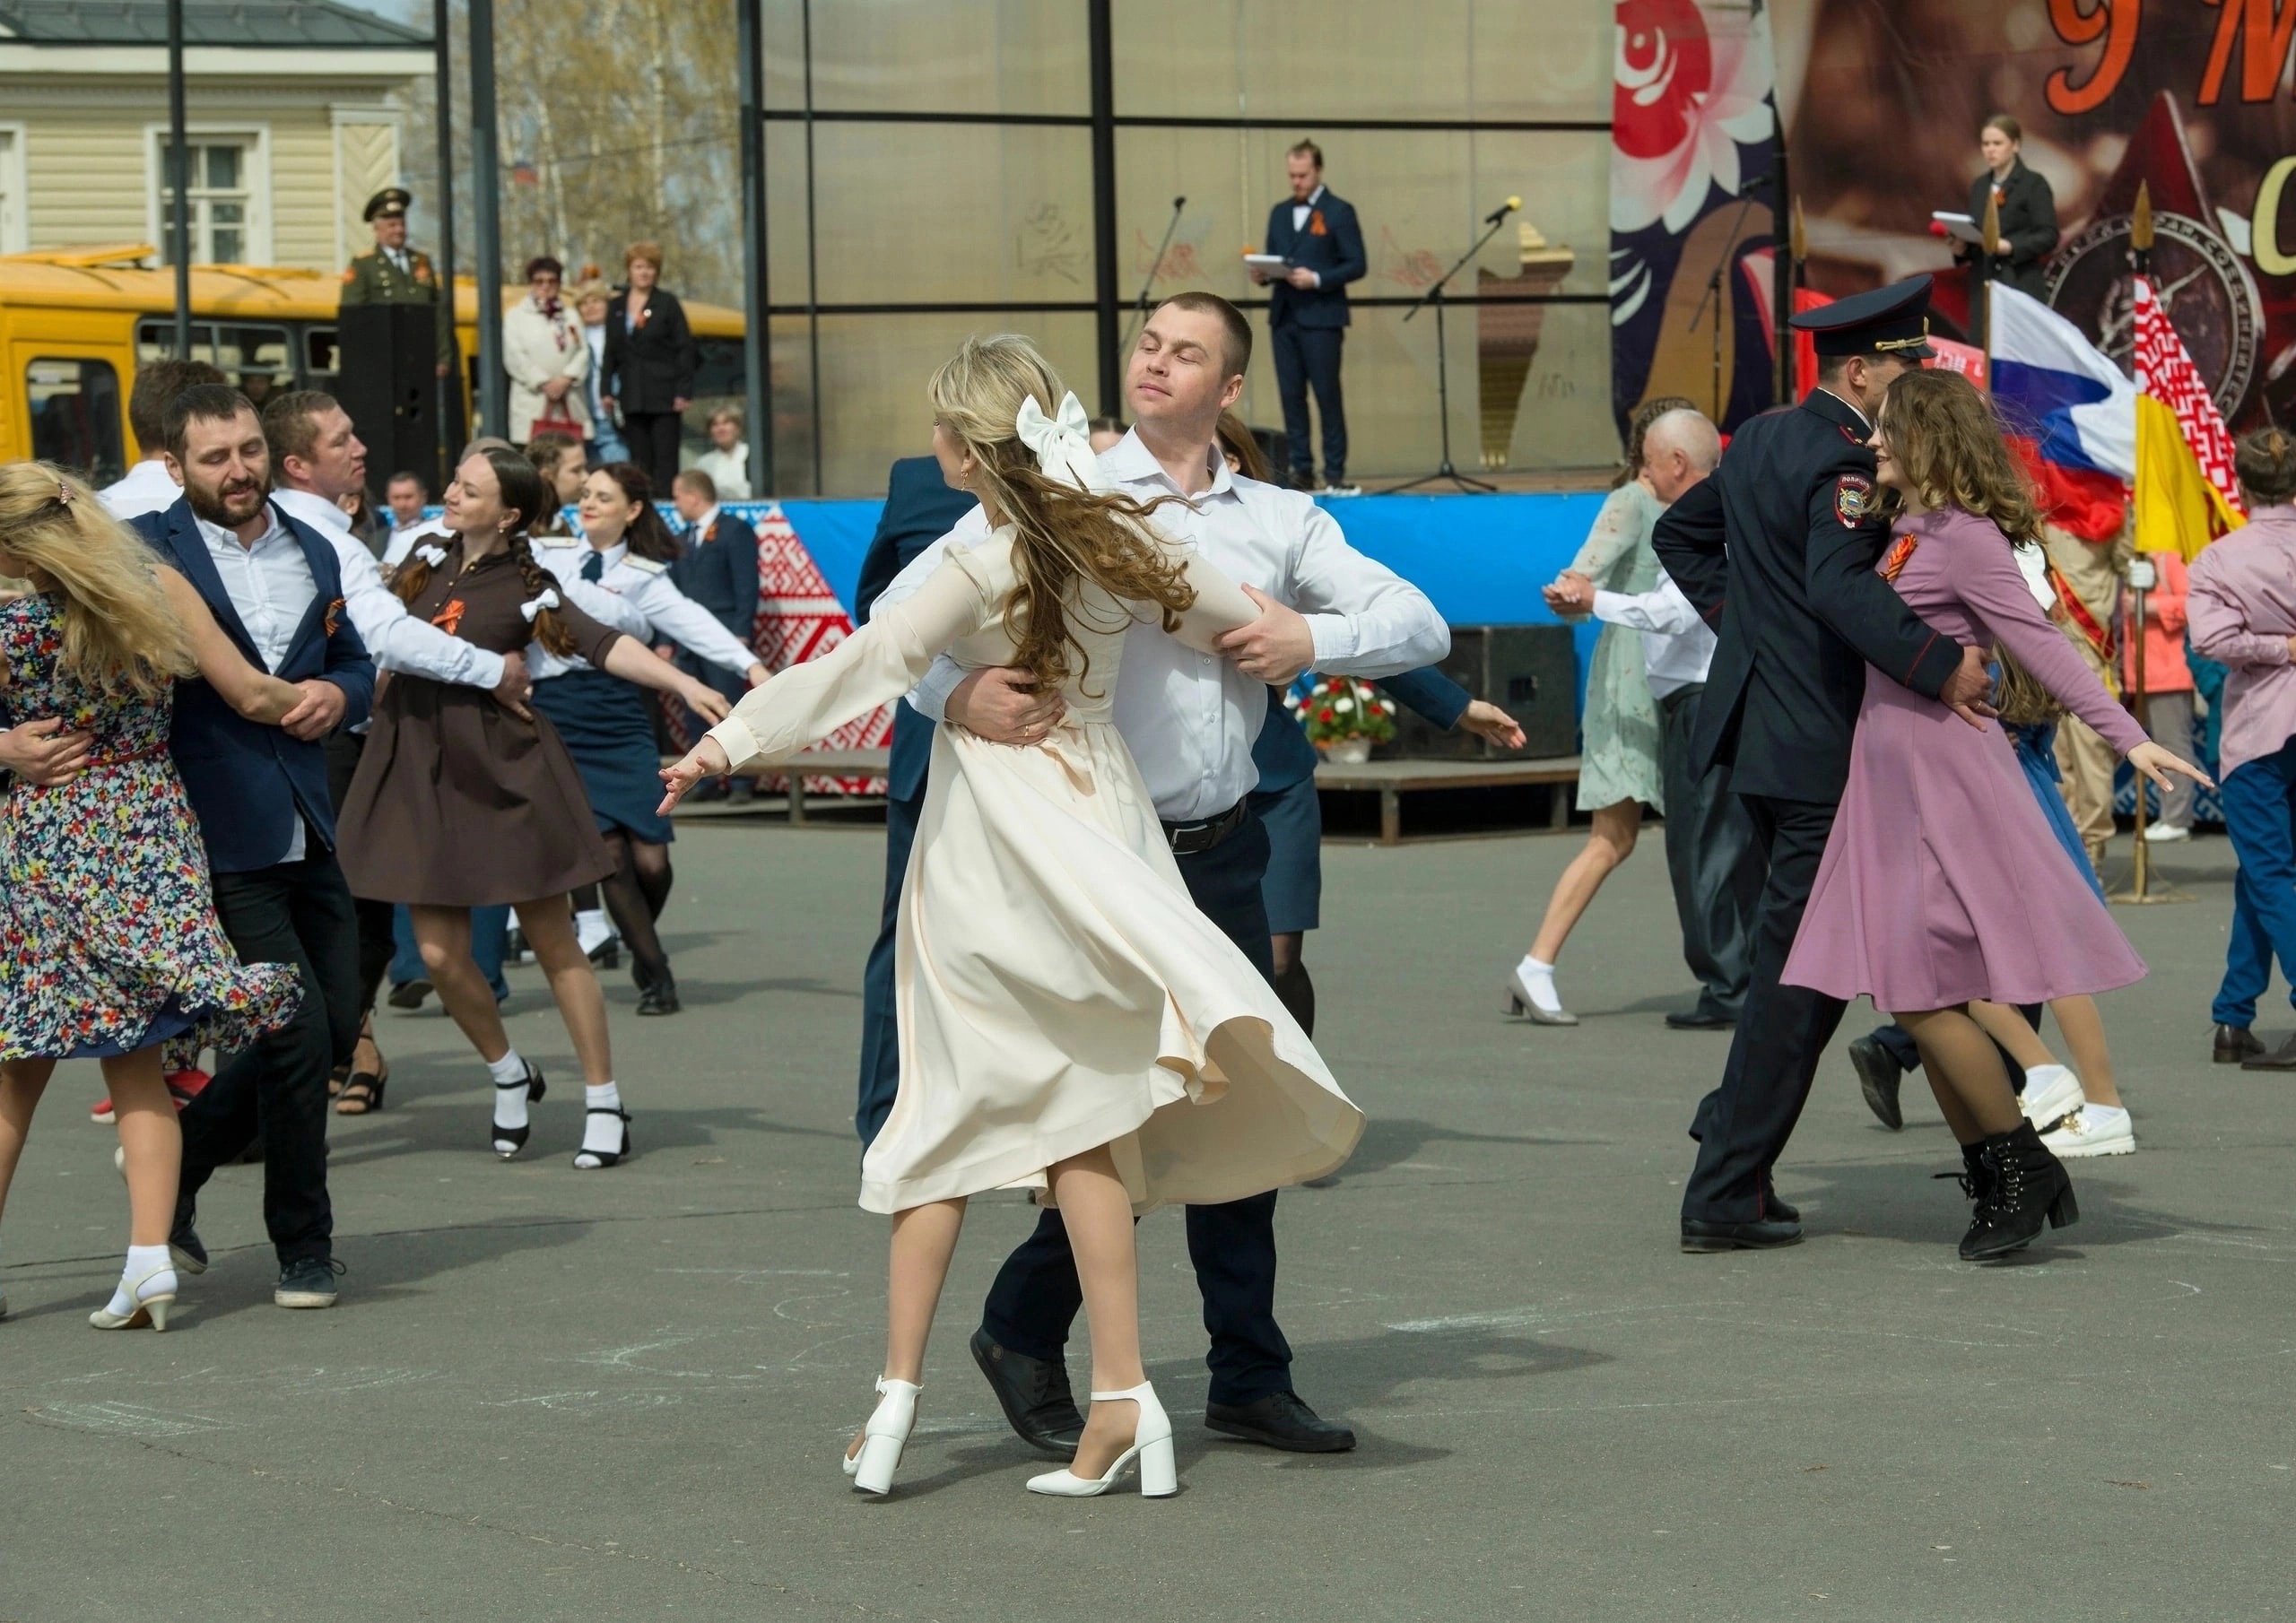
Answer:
[{"xmin": 335, "ymin": 447, "xmax": 730, "ymax": 1168}]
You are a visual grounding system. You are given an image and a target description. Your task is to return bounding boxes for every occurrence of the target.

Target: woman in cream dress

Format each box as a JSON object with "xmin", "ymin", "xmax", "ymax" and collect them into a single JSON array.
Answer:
[{"xmin": 659, "ymin": 338, "xmax": 1360, "ymax": 1501}]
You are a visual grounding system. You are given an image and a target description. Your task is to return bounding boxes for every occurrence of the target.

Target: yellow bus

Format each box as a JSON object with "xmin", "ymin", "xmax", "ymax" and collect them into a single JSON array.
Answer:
[{"xmin": 0, "ymin": 244, "xmax": 748, "ymax": 482}]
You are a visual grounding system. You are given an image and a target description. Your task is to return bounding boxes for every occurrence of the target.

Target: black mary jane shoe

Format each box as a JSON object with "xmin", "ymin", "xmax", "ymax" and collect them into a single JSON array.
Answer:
[
  {"xmin": 573, "ymin": 1107, "xmax": 633, "ymax": 1170},
  {"xmin": 491, "ymin": 1063, "xmax": 547, "ymax": 1159}
]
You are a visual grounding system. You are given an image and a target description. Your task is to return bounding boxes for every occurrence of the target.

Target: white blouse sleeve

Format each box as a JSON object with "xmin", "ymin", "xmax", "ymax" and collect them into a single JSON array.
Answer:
[
  {"xmin": 707, "ymin": 548, "xmax": 999, "ymax": 770},
  {"xmin": 631, "ymin": 569, "xmax": 758, "ymax": 675}
]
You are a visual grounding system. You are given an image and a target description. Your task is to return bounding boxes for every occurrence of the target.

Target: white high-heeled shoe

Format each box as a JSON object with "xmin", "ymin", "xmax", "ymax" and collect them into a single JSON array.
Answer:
[
  {"xmin": 846, "ymin": 1377, "xmax": 920, "ymax": 1495},
  {"xmin": 1024, "ymin": 1379, "xmax": 1177, "ymax": 1498},
  {"xmin": 88, "ymin": 1265, "xmax": 176, "ymax": 1332}
]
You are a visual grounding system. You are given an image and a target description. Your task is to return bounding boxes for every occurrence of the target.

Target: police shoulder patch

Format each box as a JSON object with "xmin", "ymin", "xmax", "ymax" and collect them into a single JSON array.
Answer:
[
  {"xmin": 535, "ymin": 534, "xmax": 581, "ymax": 549},
  {"xmin": 1834, "ymin": 473, "xmax": 1875, "ymax": 527},
  {"xmin": 623, "ymin": 555, "xmax": 667, "ymax": 576}
]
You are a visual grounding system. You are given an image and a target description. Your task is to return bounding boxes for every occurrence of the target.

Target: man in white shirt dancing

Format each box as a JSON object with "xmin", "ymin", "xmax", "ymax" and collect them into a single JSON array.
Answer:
[
  {"xmin": 876, "ymin": 291, "xmax": 1448, "ymax": 1455},
  {"xmin": 1548, "ymin": 407, "xmax": 1759, "ymax": 1029}
]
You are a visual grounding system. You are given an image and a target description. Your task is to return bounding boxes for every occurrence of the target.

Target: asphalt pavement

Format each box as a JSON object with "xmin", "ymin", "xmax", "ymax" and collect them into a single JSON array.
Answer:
[{"xmin": 3, "ymin": 818, "xmax": 2291, "ymax": 1622}]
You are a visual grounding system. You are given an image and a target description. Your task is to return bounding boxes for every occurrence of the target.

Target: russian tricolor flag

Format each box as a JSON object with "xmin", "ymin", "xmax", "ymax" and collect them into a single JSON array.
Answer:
[{"xmin": 1988, "ymin": 284, "xmax": 2135, "ymax": 542}]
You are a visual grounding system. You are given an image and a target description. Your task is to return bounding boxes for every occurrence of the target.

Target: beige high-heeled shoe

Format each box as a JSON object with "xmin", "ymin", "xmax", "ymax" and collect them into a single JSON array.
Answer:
[
  {"xmin": 847, "ymin": 1377, "xmax": 920, "ymax": 1495},
  {"xmin": 1025, "ymin": 1380, "xmax": 1176, "ymax": 1498},
  {"xmin": 89, "ymin": 1265, "xmax": 176, "ymax": 1332}
]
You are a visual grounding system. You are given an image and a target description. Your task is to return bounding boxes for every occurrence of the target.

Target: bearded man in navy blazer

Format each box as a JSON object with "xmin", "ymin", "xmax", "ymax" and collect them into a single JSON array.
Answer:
[
  {"xmin": 133, "ymin": 384, "xmax": 375, "ymax": 1311},
  {"xmin": 1252, "ymin": 139, "xmax": 1367, "ymax": 494}
]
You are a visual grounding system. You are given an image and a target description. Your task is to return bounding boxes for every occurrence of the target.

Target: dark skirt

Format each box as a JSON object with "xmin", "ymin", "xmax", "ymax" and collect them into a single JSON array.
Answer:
[
  {"xmin": 336, "ymin": 676, "xmax": 621, "ymax": 907},
  {"xmin": 531, "ymin": 668, "xmax": 675, "ymax": 844},
  {"xmin": 1248, "ymin": 774, "xmax": 1323, "ymax": 934}
]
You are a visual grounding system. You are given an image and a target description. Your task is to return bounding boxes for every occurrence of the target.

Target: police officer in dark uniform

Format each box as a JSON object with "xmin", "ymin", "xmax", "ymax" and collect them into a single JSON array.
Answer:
[
  {"xmin": 340, "ymin": 187, "xmax": 452, "ymax": 378},
  {"xmin": 1653, "ymin": 275, "xmax": 1997, "ymax": 1253}
]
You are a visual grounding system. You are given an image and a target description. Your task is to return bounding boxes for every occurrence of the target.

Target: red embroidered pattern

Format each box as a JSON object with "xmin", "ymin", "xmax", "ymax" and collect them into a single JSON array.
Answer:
[{"xmin": 2133, "ymin": 275, "xmax": 2244, "ymax": 516}]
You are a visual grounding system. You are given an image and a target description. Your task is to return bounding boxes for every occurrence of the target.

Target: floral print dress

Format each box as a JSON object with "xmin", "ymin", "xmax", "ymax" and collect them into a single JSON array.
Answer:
[{"xmin": 0, "ymin": 594, "xmax": 300, "ymax": 1060}]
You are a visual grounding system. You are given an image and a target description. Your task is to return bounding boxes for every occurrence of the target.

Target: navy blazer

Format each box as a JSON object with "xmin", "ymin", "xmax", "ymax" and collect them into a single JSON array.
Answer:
[
  {"xmin": 1263, "ymin": 189, "xmax": 1367, "ymax": 330},
  {"xmin": 1252, "ymin": 664, "xmax": 1471, "ymax": 794},
  {"xmin": 856, "ymin": 457, "xmax": 979, "ymax": 803},
  {"xmin": 135, "ymin": 497, "xmax": 377, "ymax": 873},
  {"xmin": 669, "ymin": 509, "xmax": 761, "ymax": 641}
]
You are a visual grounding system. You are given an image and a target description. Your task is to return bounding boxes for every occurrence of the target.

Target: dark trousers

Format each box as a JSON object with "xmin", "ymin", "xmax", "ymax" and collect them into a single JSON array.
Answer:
[
  {"xmin": 1657, "ymin": 686, "xmax": 1761, "ymax": 1020},
  {"xmin": 2213, "ymin": 747, "xmax": 2296, "ymax": 1025},
  {"xmin": 621, "ymin": 411, "xmax": 683, "ymax": 493},
  {"xmin": 981, "ymin": 811, "xmax": 1293, "ymax": 1406},
  {"xmin": 1272, "ymin": 324, "xmax": 1347, "ymax": 485},
  {"xmin": 856, "ymin": 786, "xmax": 924, "ymax": 1145},
  {"xmin": 1683, "ymin": 793, "xmax": 1842, "ymax": 1223},
  {"xmin": 176, "ymin": 849, "xmax": 361, "ymax": 1266},
  {"xmin": 325, "ymin": 731, "xmax": 396, "ymax": 1018}
]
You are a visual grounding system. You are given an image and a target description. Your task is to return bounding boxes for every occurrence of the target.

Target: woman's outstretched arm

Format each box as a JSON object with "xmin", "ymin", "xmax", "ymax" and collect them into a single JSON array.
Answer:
[{"xmin": 160, "ymin": 567, "xmax": 304, "ymax": 724}]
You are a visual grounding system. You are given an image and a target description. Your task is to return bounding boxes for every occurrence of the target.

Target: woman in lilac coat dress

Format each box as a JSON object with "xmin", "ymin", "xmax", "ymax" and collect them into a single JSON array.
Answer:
[{"xmin": 1782, "ymin": 369, "xmax": 2207, "ymax": 1262}]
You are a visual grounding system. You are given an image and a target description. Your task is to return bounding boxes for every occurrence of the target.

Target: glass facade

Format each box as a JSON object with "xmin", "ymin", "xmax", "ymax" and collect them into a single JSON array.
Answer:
[{"xmin": 758, "ymin": 0, "xmax": 1612, "ymax": 495}]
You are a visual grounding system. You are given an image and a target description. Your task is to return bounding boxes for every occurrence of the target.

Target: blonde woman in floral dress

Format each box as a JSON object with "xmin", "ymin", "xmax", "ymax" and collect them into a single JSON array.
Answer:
[
  {"xmin": 0, "ymin": 464, "xmax": 302, "ymax": 1330},
  {"xmin": 1504, "ymin": 397, "xmax": 1691, "ymax": 1025}
]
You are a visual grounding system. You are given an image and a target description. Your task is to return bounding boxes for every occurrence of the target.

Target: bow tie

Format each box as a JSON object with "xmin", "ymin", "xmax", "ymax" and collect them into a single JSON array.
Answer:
[{"xmin": 580, "ymin": 551, "xmax": 604, "ymax": 583}]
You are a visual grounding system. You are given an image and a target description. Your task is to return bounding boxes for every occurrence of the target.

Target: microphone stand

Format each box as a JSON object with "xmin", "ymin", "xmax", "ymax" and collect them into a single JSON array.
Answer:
[
  {"xmin": 1390, "ymin": 207, "xmax": 1514, "ymax": 494},
  {"xmin": 1119, "ymin": 196, "xmax": 1187, "ymax": 356},
  {"xmin": 1685, "ymin": 180, "xmax": 1770, "ymax": 422}
]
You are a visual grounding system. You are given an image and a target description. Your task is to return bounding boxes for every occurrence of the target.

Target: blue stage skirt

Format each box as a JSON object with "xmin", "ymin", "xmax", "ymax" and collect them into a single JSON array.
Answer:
[
  {"xmin": 530, "ymin": 668, "xmax": 674, "ymax": 845},
  {"xmin": 1248, "ymin": 774, "xmax": 1324, "ymax": 934}
]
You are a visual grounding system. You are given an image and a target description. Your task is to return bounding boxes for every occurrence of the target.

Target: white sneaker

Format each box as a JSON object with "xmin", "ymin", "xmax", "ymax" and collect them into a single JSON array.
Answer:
[
  {"xmin": 2019, "ymin": 1063, "xmax": 2086, "ymax": 1132},
  {"xmin": 2041, "ymin": 1103, "xmax": 2135, "ymax": 1158},
  {"xmin": 1322, "ymin": 482, "xmax": 1364, "ymax": 498},
  {"xmin": 2142, "ymin": 822, "xmax": 2192, "ymax": 844}
]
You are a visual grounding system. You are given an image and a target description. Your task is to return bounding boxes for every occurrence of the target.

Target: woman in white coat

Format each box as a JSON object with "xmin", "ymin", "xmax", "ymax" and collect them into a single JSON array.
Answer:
[{"xmin": 504, "ymin": 256, "xmax": 591, "ymax": 447}]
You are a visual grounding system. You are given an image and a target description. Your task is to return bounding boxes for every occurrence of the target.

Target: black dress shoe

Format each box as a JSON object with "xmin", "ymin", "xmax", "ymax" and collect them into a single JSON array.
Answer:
[
  {"xmin": 1665, "ymin": 1007, "xmax": 1735, "ymax": 1030},
  {"xmin": 636, "ymin": 976, "xmax": 682, "ymax": 1016},
  {"xmin": 1204, "ymin": 1391, "xmax": 1355, "ymax": 1453},
  {"xmin": 387, "ymin": 978, "xmax": 431, "ymax": 1011},
  {"xmin": 1759, "ymin": 1178, "xmax": 1800, "ymax": 1225},
  {"xmin": 2215, "ymin": 1023, "xmax": 2266, "ymax": 1063},
  {"xmin": 1681, "ymin": 1216, "xmax": 1804, "ymax": 1253},
  {"xmin": 970, "ymin": 1328, "xmax": 1083, "ymax": 1456},
  {"xmin": 1848, "ymin": 1034, "xmax": 1906, "ymax": 1131},
  {"xmin": 2241, "ymin": 1033, "xmax": 2296, "ymax": 1071}
]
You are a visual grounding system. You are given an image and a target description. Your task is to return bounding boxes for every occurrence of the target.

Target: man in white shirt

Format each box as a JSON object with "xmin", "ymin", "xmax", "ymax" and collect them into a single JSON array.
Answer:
[
  {"xmin": 1547, "ymin": 407, "xmax": 1759, "ymax": 1030},
  {"xmin": 381, "ymin": 471, "xmax": 436, "ymax": 568},
  {"xmin": 261, "ymin": 389, "xmax": 533, "ymax": 1102},
  {"xmin": 878, "ymin": 291, "xmax": 1448, "ymax": 1458},
  {"xmin": 100, "ymin": 357, "xmax": 227, "ymax": 521}
]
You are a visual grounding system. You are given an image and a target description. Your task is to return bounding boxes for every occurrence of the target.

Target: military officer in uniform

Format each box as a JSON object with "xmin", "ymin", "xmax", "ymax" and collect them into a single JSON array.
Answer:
[
  {"xmin": 340, "ymin": 187, "xmax": 451, "ymax": 378},
  {"xmin": 1653, "ymin": 275, "xmax": 1997, "ymax": 1253}
]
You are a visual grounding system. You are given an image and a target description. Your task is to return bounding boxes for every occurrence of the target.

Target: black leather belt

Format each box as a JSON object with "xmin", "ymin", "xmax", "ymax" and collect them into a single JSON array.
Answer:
[{"xmin": 1161, "ymin": 797, "xmax": 1248, "ymax": 855}]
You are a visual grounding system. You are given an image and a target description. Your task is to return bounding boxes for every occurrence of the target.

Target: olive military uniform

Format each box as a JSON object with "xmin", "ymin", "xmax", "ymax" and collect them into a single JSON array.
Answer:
[{"xmin": 339, "ymin": 187, "xmax": 452, "ymax": 369}]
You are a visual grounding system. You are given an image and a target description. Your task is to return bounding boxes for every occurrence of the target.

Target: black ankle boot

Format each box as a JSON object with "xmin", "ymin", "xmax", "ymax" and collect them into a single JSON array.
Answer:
[
  {"xmin": 1935, "ymin": 1141, "xmax": 1991, "ymax": 1211},
  {"xmin": 1960, "ymin": 1121, "xmax": 2078, "ymax": 1262}
]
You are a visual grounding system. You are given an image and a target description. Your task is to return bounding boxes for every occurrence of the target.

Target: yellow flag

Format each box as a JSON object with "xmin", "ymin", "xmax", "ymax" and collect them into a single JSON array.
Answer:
[{"xmin": 2134, "ymin": 394, "xmax": 2241, "ymax": 560}]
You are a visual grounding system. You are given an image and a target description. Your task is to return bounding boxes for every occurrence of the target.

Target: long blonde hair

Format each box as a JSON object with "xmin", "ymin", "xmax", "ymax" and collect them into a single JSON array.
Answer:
[
  {"xmin": 0, "ymin": 462, "xmax": 196, "ymax": 699},
  {"xmin": 928, "ymin": 335, "xmax": 1194, "ymax": 696}
]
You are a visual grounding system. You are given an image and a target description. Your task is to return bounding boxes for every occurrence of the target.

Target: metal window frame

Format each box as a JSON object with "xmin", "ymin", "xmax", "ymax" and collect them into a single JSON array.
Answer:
[{"xmin": 748, "ymin": 2, "xmax": 1613, "ymax": 494}]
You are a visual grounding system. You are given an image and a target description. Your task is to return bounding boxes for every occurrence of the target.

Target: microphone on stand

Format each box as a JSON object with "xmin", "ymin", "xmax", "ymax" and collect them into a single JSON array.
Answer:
[
  {"xmin": 1483, "ymin": 195, "xmax": 1523, "ymax": 227},
  {"xmin": 1122, "ymin": 196, "xmax": 1189, "ymax": 353}
]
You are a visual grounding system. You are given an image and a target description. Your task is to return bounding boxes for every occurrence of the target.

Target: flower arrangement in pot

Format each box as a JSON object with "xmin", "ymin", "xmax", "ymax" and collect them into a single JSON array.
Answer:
[{"xmin": 1287, "ymin": 674, "xmax": 1396, "ymax": 764}]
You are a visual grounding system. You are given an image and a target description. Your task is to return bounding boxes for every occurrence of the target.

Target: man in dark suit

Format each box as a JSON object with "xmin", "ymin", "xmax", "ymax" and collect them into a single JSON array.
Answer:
[
  {"xmin": 1253, "ymin": 140, "xmax": 1367, "ymax": 494},
  {"xmin": 1652, "ymin": 277, "xmax": 1995, "ymax": 1253},
  {"xmin": 852, "ymin": 456, "xmax": 979, "ymax": 1142},
  {"xmin": 133, "ymin": 384, "xmax": 376, "ymax": 1308},
  {"xmin": 669, "ymin": 468, "xmax": 761, "ymax": 799}
]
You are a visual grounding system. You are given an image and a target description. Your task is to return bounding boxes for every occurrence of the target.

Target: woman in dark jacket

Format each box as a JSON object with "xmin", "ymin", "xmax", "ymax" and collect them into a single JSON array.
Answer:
[
  {"xmin": 1961, "ymin": 114, "xmax": 2059, "ymax": 344},
  {"xmin": 599, "ymin": 240, "xmax": 698, "ymax": 491}
]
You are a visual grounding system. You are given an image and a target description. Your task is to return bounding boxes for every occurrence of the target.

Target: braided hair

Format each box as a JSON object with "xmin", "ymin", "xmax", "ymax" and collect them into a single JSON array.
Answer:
[
  {"xmin": 391, "ymin": 446, "xmax": 580, "ymax": 657},
  {"xmin": 1615, "ymin": 395, "xmax": 1698, "ymax": 489},
  {"xmin": 2235, "ymin": 424, "xmax": 2296, "ymax": 508}
]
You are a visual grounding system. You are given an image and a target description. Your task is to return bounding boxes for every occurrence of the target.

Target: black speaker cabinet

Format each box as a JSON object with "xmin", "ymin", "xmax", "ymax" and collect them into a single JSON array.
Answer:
[
  {"xmin": 335, "ymin": 303, "xmax": 441, "ymax": 499},
  {"xmin": 1387, "ymin": 623, "xmax": 1578, "ymax": 759}
]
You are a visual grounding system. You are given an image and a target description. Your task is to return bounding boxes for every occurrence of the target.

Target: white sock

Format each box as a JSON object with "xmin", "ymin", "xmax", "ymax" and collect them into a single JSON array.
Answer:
[
  {"xmin": 1515, "ymin": 955, "xmax": 1564, "ymax": 1015},
  {"xmin": 107, "ymin": 1244, "xmax": 176, "ymax": 1319},
  {"xmin": 576, "ymin": 1082, "xmax": 625, "ymax": 1166},
  {"xmin": 575, "ymin": 910, "xmax": 613, "ymax": 952},
  {"xmin": 489, "ymin": 1048, "xmax": 531, "ymax": 1133}
]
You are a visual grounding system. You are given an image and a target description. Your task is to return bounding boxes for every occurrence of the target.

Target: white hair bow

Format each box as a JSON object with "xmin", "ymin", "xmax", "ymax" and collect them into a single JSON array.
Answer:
[
  {"xmin": 415, "ymin": 543, "xmax": 448, "ymax": 567},
  {"xmin": 519, "ymin": 588, "xmax": 561, "ymax": 622},
  {"xmin": 1014, "ymin": 391, "xmax": 1111, "ymax": 494}
]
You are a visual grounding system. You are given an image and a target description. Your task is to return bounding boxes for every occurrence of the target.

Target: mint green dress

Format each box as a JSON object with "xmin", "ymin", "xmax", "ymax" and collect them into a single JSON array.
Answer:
[{"xmin": 1566, "ymin": 481, "xmax": 1665, "ymax": 813}]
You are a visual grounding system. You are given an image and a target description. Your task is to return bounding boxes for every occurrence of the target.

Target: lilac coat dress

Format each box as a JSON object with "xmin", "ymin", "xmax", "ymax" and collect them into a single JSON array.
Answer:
[{"xmin": 1784, "ymin": 508, "xmax": 2148, "ymax": 1011}]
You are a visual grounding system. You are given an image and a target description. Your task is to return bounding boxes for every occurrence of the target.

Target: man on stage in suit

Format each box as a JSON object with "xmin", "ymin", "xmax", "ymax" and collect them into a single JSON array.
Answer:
[
  {"xmin": 1251, "ymin": 140, "xmax": 1367, "ymax": 496},
  {"xmin": 881, "ymin": 291, "xmax": 1448, "ymax": 1455},
  {"xmin": 851, "ymin": 456, "xmax": 979, "ymax": 1143},
  {"xmin": 132, "ymin": 385, "xmax": 377, "ymax": 1308},
  {"xmin": 669, "ymin": 469, "xmax": 763, "ymax": 802},
  {"xmin": 1653, "ymin": 277, "xmax": 1996, "ymax": 1252}
]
